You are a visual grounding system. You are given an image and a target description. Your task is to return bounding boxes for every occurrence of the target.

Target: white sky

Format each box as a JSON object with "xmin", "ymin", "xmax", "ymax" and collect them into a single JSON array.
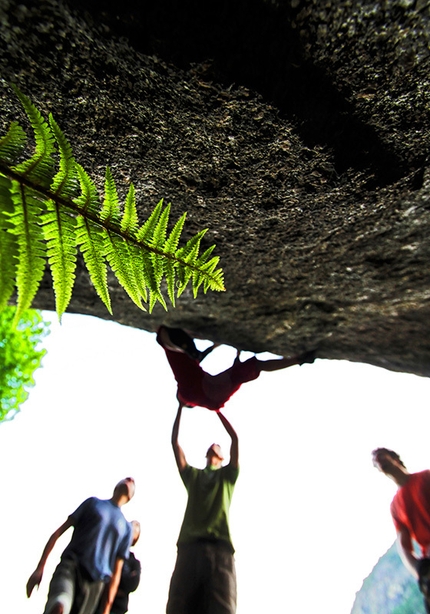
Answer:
[{"xmin": 1, "ymin": 311, "xmax": 430, "ymax": 614}]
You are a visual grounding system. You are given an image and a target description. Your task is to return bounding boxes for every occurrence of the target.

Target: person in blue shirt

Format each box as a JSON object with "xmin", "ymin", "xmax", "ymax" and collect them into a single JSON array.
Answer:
[{"xmin": 26, "ymin": 477, "xmax": 135, "ymax": 614}]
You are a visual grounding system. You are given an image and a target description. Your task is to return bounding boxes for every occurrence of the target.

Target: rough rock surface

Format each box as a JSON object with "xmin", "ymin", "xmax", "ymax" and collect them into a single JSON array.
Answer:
[{"xmin": 1, "ymin": 0, "xmax": 430, "ymax": 375}]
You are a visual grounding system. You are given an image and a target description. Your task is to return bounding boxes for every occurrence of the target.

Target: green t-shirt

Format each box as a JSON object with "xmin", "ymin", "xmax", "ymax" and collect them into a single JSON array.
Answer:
[{"xmin": 177, "ymin": 463, "xmax": 239, "ymax": 551}]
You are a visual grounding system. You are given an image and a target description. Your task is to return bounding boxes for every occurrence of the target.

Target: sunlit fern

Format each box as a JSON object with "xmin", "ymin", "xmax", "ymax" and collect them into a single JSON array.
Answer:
[{"xmin": 0, "ymin": 84, "xmax": 225, "ymax": 322}]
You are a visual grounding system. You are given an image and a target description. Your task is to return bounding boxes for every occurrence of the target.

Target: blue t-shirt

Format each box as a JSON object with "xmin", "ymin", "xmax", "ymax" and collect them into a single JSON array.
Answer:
[{"xmin": 62, "ymin": 497, "xmax": 132, "ymax": 582}]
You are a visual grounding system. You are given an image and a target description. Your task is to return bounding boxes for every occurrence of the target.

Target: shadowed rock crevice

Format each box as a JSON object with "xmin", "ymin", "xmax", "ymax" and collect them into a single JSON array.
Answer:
[
  {"xmin": 71, "ymin": 0, "xmax": 417, "ymax": 184},
  {"xmin": 0, "ymin": 0, "xmax": 429, "ymax": 376}
]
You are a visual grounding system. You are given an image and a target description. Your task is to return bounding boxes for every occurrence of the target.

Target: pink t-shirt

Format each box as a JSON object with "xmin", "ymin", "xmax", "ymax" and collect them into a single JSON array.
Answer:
[{"xmin": 157, "ymin": 330, "xmax": 260, "ymax": 410}]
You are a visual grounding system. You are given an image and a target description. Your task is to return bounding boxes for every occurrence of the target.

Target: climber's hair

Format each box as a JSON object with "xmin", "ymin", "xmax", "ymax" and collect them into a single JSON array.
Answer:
[{"xmin": 371, "ymin": 447, "xmax": 406, "ymax": 468}]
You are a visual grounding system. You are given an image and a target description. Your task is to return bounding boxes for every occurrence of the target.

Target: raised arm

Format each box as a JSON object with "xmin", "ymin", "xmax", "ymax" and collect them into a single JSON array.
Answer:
[
  {"xmin": 172, "ymin": 402, "xmax": 187, "ymax": 472},
  {"xmin": 26, "ymin": 517, "xmax": 73, "ymax": 597},
  {"xmin": 217, "ymin": 412, "xmax": 239, "ymax": 468}
]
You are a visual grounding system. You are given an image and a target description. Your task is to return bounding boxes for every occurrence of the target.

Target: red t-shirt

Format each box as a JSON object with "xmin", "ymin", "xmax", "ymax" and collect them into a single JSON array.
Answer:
[{"xmin": 391, "ymin": 470, "xmax": 430, "ymax": 554}]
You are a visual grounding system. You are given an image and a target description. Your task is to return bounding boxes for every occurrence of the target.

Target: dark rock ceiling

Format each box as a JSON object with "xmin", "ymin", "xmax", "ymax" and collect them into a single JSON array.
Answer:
[{"xmin": 0, "ymin": 0, "xmax": 429, "ymax": 376}]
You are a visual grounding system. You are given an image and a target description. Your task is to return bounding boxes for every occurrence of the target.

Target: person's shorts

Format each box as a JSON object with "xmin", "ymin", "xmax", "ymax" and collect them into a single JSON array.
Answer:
[
  {"xmin": 167, "ymin": 540, "xmax": 237, "ymax": 614},
  {"xmin": 43, "ymin": 558, "xmax": 104, "ymax": 614}
]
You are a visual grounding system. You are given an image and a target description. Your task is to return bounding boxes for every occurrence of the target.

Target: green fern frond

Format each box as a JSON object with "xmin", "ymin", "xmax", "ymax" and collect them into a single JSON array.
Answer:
[
  {"xmin": 73, "ymin": 164, "xmax": 113, "ymax": 312},
  {"xmin": 74, "ymin": 164, "xmax": 100, "ymax": 215},
  {"xmin": 151, "ymin": 201, "xmax": 170, "ymax": 249},
  {"xmin": 193, "ymin": 245, "xmax": 224, "ymax": 294},
  {"xmin": 135, "ymin": 198, "xmax": 164, "ymax": 243},
  {"xmin": 11, "ymin": 85, "xmax": 56, "ymax": 185},
  {"xmin": 207, "ymin": 266, "xmax": 224, "ymax": 291},
  {"xmin": 48, "ymin": 114, "xmax": 79, "ymax": 199},
  {"xmin": 163, "ymin": 212, "xmax": 187, "ymax": 306},
  {"xmin": 121, "ymin": 183, "xmax": 139, "ymax": 235},
  {"xmin": 135, "ymin": 199, "xmax": 171, "ymax": 307},
  {"xmin": 176, "ymin": 265, "xmax": 195, "ymax": 298},
  {"xmin": 0, "ymin": 174, "xmax": 18, "ymax": 310},
  {"xmin": 41, "ymin": 201, "xmax": 77, "ymax": 320},
  {"xmin": 199, "ymin": 259, "xmax": 222, "ymax": 295},
  {"xmin": 141, "ymin": 249, "xmax": 161, "ymax": 295},
  {"xmin": 0, "ymin": 173, "xmax": 16, "ymax": 215},
  {"xmin": 75, "ymin": 216, "xmax": 112, "ymax": 314},
  {"xmin": 42, "ymin": 117, "xmax": 80, "ymax": 319},
  {"xmin": 0, "ymin": 121, "xmax": 26, "ymax": 163},
  {"xmin": 164, "ymin": 212, "xmax": 187, "ymax": 255},
  {"xmin": 100, "ymin": 166, "xmax": 121, "ymax": 225},
  {"xmin": 104, "ymin": 231, "xmax": 144, "ymax": 310},
  {"xmin": 0, "ymin": 85, "xmax": 225, "ymax": 318},
  {"xmin": 175, "ymin": 229, "xmax": 207, "ymax": 297},
  {"xmin": 126, "ymin": 245, "xmax": 148, "ymax": 305},
  {"xmin": 0, "ymin": 228, "xmax": 18, "ymax": 312},
  {"xmin": 176, "ymin": 228, "xmax": 207, "ymax": 262},
  {"xmin": 148, "ymin": 202, "xmax": 171, "ymax": 303},
  {"xmin": 149, "ymin": 286, "xmax": 167, "ymax": 312},
  {"xmin": 9, "ymin": 184, "xmax": 47, "ymax": 322},
  {"xmin": 192, "ymin": 246, "xmax": 218, "ymax": 297}
]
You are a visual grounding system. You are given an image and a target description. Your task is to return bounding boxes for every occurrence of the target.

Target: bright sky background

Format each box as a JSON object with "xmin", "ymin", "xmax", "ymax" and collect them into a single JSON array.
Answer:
[{"xmin": 1, "ymin": 311, "xmax": 430, "ymax": 614}]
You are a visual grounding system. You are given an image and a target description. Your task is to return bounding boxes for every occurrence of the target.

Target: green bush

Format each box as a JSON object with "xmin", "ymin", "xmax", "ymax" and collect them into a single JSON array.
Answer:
[{"xmin": 0, "ymin": 307, "xmax": 49, "ymax": 421}]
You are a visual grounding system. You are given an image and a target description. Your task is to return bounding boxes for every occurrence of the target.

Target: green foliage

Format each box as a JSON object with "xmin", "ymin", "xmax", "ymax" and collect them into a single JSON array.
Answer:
[
  {"xmin": 0, "ymin": 306, "xmax": 49, "ymax": 421},
  {"xmin": 0, "ymin": 85, "xmax": 225, "ymax": 321}
]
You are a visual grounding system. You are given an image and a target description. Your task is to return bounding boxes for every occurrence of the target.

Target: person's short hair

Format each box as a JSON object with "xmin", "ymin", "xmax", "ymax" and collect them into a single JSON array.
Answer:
[
  {"xmin": 371, "ymin": 447, "xmax": 406, "ymax": 468},
  {"xmin": 114, "ymin": 477, "xmax": 135, "ymax": 500},
  {"xmin": 206, "ymin": 443, "xmax": 224, "ymax": 460}
]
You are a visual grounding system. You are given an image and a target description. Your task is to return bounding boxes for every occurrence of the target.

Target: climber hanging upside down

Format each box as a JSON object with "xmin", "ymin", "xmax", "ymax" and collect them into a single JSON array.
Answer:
[{"xmin": 156, "ymin": 325, "xmax": 316, "ymax": 411}]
